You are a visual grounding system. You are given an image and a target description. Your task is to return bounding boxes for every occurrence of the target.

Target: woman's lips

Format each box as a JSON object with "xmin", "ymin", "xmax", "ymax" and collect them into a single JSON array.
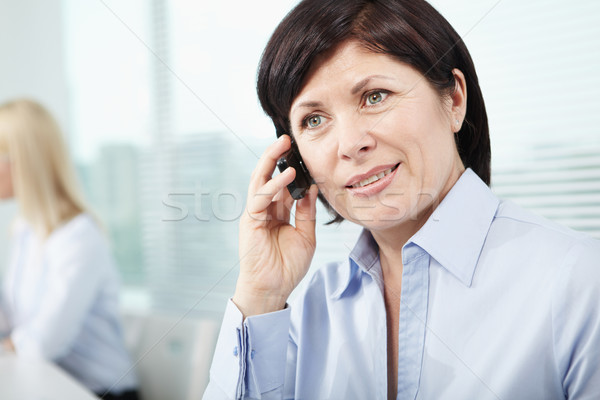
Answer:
[
  {"xmin": 346, "ymin": 163, "xmax": 400, "ymax": 197},
  {"xmin": 345, "ymin": 163, "xmax": 399, "ymax": 187}
]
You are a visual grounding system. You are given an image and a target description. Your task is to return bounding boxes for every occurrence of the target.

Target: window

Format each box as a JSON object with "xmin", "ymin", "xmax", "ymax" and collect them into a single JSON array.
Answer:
[{"xmin": 60, "ymin": 0, "xmax": 600, "ymax": 317}]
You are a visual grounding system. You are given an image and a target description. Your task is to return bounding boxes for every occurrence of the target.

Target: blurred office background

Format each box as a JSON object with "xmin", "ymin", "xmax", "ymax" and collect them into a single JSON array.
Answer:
[{"xmin": 0, "ymin": 0, "xmax": 598, "ymax": 398}]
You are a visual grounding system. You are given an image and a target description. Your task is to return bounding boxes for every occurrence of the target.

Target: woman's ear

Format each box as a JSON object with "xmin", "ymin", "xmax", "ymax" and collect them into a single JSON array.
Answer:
[{"xmin": 450, "ymin": 68, "xmax": 467, "ymax": 133}]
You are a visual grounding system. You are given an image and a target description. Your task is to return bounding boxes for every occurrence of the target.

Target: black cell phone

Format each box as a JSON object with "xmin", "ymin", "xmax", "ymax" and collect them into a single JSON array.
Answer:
[{"xmin": 275, "ymin": 131, "xmax": 313, "ymax": 199}]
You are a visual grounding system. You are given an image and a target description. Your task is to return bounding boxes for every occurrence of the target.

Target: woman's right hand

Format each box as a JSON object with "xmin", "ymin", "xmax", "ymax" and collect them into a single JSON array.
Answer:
[{"xmin": 232, "ymin": 135, "xmax": 318, "ymax": 318}]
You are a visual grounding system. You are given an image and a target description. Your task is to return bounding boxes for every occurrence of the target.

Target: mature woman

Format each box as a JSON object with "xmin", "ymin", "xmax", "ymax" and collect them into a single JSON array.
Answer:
[
  {"xmin": 205, "ymin": 0, "xmax": 600, "ymax": 399},
  {"xmin": 0, "ymin": 99, "xmax": 139, "ymax": 400}
]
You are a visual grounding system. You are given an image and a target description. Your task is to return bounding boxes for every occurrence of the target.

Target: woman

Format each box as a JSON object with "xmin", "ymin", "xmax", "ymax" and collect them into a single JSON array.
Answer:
[
  {"xmin": 0, "ymin": 99, "xmax": 139, "ymax": 400},
  {"xmin": 205, "ymin": 0, "xmax": 600, "ymax": 399}
]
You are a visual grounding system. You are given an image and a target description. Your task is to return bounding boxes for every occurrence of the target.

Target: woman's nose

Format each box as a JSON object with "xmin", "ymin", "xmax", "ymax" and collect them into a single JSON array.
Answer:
[{"xmin": 336, "ymin": 115, "xmax": 377, "ymax": 161}]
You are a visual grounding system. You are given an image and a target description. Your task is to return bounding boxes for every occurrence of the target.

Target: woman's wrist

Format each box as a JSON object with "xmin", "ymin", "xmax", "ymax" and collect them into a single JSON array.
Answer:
[{"xmin": 232, "ymin": 289, "xmax": 287, "ymax": 318}]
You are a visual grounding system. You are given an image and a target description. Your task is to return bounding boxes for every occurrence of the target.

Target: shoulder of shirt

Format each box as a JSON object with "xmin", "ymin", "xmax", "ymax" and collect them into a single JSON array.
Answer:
[
  {"xmin": 12, "ymin": 213, "xmax": 105, "ymax": 248},
  {"xmin": 49, "ymin": 213, "xmax": 102, "ymax": 238},
  {"xmin": 496, "ymin": 199, "xmax": 596, "ymax": 243},
  {"xmin": 494, "ymin": 198, "xmax": 600, "ymax": 263},
  {"xmin": 45, "ymin": 213, "xmax": 109, "ymax": 257}
]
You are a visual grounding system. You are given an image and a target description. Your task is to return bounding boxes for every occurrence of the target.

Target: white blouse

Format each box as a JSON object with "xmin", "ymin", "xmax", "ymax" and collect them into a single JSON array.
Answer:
[{"xmin": 0, "ymin": 213, "xmax": 137, "ymax": 394}]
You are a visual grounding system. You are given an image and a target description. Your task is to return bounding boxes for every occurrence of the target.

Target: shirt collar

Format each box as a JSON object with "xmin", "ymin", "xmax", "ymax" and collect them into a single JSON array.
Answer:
[
  {"xmin": 333, "ymin": 168, "xmax": 499, "ymax": 298},
  {"xmin": 409, "ymin": 168, "xmax": 499, "ymax": 287},
  {"xmin": 331, "ymin": 229, "xmax": 379, "ymax": 299}
]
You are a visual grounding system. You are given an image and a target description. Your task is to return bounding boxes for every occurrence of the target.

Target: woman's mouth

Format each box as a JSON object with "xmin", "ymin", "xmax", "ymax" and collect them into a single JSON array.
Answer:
[
  {"xmin": 349, "ymin": 164, "xmax": 399, "ymax": 188},
  {"xmin": 345, "ymin": 163, "xmax": 401, "ymax": 197}
]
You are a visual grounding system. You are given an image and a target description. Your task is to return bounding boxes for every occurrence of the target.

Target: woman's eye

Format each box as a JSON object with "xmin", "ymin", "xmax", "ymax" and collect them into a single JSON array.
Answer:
[
  {"xmin": 366, "ymin": 91, "xmax": 388, "ymax": 106},
  {"xmin": 305, "ymin": 115, "xmax": 322, "ymax": 128}
]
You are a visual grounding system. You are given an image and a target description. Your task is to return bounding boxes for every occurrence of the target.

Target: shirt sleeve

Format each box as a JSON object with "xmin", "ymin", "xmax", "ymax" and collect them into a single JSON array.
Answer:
[
  {"xmin": 10, "ymin": 219, "xmax": 107, "ymax": 360},
  {"xmin": 552, "ymin": 238, "xmax": 600, "ymax": 399},
  {"xmin": 203, "ymin": 299, "xmax": 294, "ymax": 399}
]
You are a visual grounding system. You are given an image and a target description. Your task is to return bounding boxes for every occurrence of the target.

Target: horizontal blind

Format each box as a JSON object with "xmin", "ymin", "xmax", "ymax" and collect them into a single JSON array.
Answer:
[
  {"xmin": 454, "ymin": 0, "xmax": 600, "ymax": 240},
  {"xmin": 140, "ymin": 135, "xmax": 253, "ymax": 316},
  {"xmin": 492, "ymin": 142, "xmax": 600, "ymax": 239}
]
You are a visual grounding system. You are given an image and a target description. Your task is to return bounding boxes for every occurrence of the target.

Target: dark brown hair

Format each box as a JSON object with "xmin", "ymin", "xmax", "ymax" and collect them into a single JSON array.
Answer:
[{"xmin": 257, "ymin": 0, "xmax": 490, "ymax": 223}]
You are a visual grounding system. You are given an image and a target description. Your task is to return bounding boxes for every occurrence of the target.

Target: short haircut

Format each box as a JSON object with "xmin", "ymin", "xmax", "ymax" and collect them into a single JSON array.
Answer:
[{"xmin": 257, "ymin": 0, "xmax": 491, "ymax": 223}]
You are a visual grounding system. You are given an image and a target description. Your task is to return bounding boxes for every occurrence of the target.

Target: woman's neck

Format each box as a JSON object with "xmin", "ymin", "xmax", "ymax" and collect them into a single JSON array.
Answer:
[{"xmin": 371, "ymin": 205, "xmax": 432, "ymax": 274}]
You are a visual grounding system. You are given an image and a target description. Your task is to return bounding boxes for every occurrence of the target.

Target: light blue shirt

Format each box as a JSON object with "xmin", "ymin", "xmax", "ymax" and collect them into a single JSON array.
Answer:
[
  {"xmin": 0, "ymin": 214, "xmax": 138, "ymax": 394},
  {"xmin": 204, "ymin": 169, "xmax": 600, "ymax": 400}
]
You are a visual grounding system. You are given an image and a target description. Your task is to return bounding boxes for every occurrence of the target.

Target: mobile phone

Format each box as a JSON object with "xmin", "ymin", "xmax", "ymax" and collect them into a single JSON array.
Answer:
[{"xmin": 275, "ymin": 131, "xmax": 313, "ymax": 199}]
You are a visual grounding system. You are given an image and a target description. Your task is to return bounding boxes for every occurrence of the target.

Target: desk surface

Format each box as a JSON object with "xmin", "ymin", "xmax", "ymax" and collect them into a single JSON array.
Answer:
[{"xmin": 0, "ymin": 354, "xmax": 97, "ymax": 400}]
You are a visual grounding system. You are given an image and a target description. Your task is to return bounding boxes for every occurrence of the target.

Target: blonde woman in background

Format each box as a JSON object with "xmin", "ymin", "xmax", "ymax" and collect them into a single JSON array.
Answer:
[{"xmin": 0, "ymin": 99, "xmax": 139, "ymax": 400}]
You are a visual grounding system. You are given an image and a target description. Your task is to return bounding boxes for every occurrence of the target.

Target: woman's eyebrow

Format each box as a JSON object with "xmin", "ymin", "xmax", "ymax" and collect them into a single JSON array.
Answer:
[
  {"xmin": 295, "ymin": 101, "xmax": 324, "ymax": 110},
  {"xmin": 292, "ymin": 75, "xmax": 395, "ymax": 114},
  {"xmin": 350, "ymin": 75, "xmax": 394, "ymax": 95},
  {"xmin": 291, "ymin": 100, "xmax": 324, "ymax": 116}
]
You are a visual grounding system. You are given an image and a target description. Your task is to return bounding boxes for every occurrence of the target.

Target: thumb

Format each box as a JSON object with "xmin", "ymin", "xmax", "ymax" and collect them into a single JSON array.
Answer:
[{"xmin": 294, "ymin": 184, "xmax": 318, "ymax": 244}]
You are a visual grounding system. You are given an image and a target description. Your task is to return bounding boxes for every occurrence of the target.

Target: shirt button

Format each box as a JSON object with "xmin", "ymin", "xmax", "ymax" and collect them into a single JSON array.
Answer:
[
  {"xmin": 250, "ymin": 350, "xmax": 255, "ymax": 359},
  {"xmin": 233, "ymin": 346, "xmax": 238, "ymax": 357}
]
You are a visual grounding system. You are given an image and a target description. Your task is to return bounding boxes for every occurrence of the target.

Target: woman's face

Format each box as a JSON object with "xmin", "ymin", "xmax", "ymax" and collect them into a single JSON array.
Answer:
[
  {"xmin": 289, "ymin": 40, "xmax": 466, "ymax": 238},
  {"xmin": 0, "ymin": 153, "xmax": 14, "ymax": 199}
]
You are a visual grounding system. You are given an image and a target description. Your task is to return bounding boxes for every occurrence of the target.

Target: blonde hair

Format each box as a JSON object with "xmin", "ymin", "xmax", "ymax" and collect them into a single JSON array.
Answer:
[{"xmin": 0, "ymin": 99, "xmax": 89, "ymax": 237}]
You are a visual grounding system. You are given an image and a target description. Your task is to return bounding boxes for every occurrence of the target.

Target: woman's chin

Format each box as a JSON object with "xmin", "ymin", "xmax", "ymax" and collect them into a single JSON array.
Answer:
[{"xmin": 344, "ymin": 210, "xmax": 414, "ymax": 231}]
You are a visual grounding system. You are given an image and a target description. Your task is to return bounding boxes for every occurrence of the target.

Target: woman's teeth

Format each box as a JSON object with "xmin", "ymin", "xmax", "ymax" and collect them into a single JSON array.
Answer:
[{"xmin": 352, "ymin": 167, "xmax": 394, "ymax": 188}]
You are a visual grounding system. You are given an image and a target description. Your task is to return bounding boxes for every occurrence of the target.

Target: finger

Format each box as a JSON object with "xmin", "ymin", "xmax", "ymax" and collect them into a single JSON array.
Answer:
[
  {"xmin": 294, "ymin": 184, "xmax": 318, "ymax": 245},
  {"xmin": 282, "ymin": 187, "xmax": 295, "ymax": 211},
  {"xmin": 272, "ymin": 184, "xmax": 295, "ymax": 210},
  {"xmin": 248, "ymin": 135, "xmax": 291, "ymax": 195},
  {"xmin": 273, "ymin": 187, "xmax": 294, "ymax": 222},
  {"xmin": 272, "ymin": 186, "xmax": 285, "ymax": 203},
  {"xmin": 247, "ymin": 166, "xmax": 296, "ymax": 216}
]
